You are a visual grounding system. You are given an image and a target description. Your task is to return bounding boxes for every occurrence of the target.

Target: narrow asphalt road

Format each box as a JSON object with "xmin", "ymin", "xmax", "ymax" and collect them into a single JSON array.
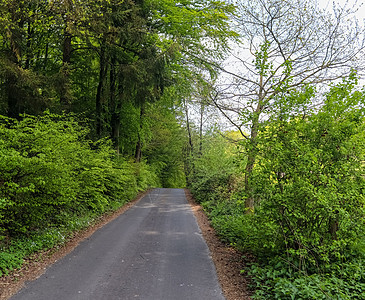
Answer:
[{"xmin": 11, "ymin": 188, "xmax": 225, "ymax": 300}]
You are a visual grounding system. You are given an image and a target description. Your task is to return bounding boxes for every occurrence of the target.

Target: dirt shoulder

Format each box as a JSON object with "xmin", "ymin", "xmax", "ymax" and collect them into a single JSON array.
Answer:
[{"xmin": 185, "ymin": 189, "xmax": 252, "ymax": 300}]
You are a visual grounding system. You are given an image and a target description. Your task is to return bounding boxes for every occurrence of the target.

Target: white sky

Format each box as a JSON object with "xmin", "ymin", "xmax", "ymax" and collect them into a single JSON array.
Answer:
[
  {"xmin": 318, "ymin": 0, "xmax": 365, "ymax": 20},
  {"xmin": 317, "ymin": 0, "xmax": 365, "ymax": 85},
  {"xmin": 222, "ymin": 0, "xmax": 365, "ymax": 82},
  {"xmin": 211, "ymin": 0, "xmax": 365, "ymax": 131}
]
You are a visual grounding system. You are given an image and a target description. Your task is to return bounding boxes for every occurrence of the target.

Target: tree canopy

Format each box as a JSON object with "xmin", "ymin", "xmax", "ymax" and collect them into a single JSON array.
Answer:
[{"xmin": 207, "ymin": 0, "xmax": 365, "ymax": 211}]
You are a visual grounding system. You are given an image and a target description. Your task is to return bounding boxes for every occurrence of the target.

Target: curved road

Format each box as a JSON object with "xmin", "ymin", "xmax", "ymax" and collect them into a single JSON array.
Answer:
[{"xmin": 11, "ymin": 188, "xmax": 225, "ymax": 300}]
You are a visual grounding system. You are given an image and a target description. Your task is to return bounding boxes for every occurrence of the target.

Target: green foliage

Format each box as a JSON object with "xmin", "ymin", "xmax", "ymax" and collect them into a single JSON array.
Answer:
[
  {"xmin": 189, "ymin": 132, "xmax": 241, "ymax": 202},
  {"xmin": 0, "ymin": 112, "xmax": 155, "ymax": 236},
  {"xmin": 0, "ymin": 0, "xmax": 234, "ymax": 279},
  {"xmin": 133, "ymin": 161, "xmax": 161, "ymax": 191},
  {"xmin": 248, "ymin": 256, "xmax": 365, "ymax": 300},
  {"xmin": 202, "ymin": 199, "xmax": 246, "ymax": 245},
  {"xmin": 249, "ymin": 76, "xmax": 365, "ymax": 267},
  {"xmin": 189, "ymin": 76, "xmax": 365, "ymax": 299},
  {"xmin": 0, "ymin": 112, "xmax": 158, "ymax": 275},
  {"xmin": 0, "ymin": 216, "xmax": 94, "ymax": 276},
  {"xmin": 241, "ymin": 76, "xmax": 365, "ymax": 298},
  {"xmin": 143, "ymin": 98, "xmax": 186, "ymax": 188},
  {"xmin": 0, "ymin": 251, "xmax": 23, "ymax": 276}
]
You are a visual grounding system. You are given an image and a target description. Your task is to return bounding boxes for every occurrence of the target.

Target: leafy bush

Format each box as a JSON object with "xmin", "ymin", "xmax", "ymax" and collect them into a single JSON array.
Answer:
[
  {"xmin": 249, "ymin": 256, "xmax": 365, "ymax": 300},
  {"xmin": 250, "ymin": 77, "xmax": 365, "ymax": 269},
  {"xmin": 189, "ymin": 133, "xmax": 241, "ymax": 203},
  {"xmin": 0, "ymin": 112, "xmax": 158, "ymax": 275},
  {"xmin": 0, "ymin": 251, "xmax": 23, "ymax": 276}
]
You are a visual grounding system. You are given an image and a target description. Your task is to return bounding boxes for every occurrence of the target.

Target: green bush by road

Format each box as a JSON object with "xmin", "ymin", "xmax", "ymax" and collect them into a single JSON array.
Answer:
[{"xmin": 0, "ymin": 113, "xmax": 158, "ymax": 276}]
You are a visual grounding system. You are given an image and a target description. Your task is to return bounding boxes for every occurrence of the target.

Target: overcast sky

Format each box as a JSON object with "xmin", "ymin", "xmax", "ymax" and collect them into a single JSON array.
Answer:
[{"xmin": 318, "ymin": 0, "xmax": 365, "ymax": 20}]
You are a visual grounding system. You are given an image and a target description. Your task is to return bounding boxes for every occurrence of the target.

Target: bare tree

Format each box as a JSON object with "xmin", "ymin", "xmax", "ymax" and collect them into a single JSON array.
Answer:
[{"xmin": 212, "ymin": 0, "xmax": 365, "ymax": 212}]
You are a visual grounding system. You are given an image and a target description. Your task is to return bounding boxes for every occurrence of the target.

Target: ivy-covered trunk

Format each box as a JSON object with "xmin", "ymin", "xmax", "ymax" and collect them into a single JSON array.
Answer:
[{"xmin": 244, "ymin": 77, "xmax": 264, "ymax": 213}]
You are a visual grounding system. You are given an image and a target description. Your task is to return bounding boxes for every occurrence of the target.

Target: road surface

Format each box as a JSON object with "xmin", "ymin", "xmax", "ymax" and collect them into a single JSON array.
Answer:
[{"xmin": 11, "ymin": 188, "xmax": 225, "ymax": 300}]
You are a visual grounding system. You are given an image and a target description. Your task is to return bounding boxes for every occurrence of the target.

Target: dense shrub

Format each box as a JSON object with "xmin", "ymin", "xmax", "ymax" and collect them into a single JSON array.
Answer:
[
  {"xmin": 249, "ymin": 78, "xmax": 365, "ymax": 266},
  {"xmin": 0, "ymin": 113, "xmax": 157, "ymax": 275}
]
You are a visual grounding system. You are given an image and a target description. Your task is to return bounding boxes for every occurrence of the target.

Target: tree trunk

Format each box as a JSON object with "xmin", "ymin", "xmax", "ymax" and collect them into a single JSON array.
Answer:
[
  {"xmin": 184, "ymin": 99, "xmax": 194, "ymax": 154},
  {"xmin": 60, "ymin": 21, "xmax": 72, "ymax": 108},
  {"xmin": 62, "ymin": 32, "xmax": 72, "ymax": 65},
  {"xmin": 96, "ymin": 41, "xmax": 107, "ymax": 137},
  {"xmin": 24, "ymin": 22, "xmax": 32, "ymax": 70},
  {"xmin": 135, "ymin": 138, "xmax": 142, "ymax": 163},
  {"xmin": 7, "ymin": 12, "xmax": 22, "ymax": 118},
  {"xmin": 43, "ymin": 30, "xmax": 49, "ymax": 71},
  {"xmin": 199, "ymin": 102, "xmax": 204, "ymax": 156},
  {"xmin": 183, "ymin": 98, "xmax": 194, "ymax": 186},
  {"xmin": 109, "ymin": 58, "xmax": 120, "ymax": 154},
  {"xmin": 134, "ymin": 105, "xmax": 145, "ymax": 163},
  {"xmin": 244, "ymin": 75, "xmax": 264, "ymax": 213},
  {"xmin": 244, "ymin": 153, "xmax": 256, "ymax": 213},
  {"xmin": 244, "ymin": 129, "xmax": 258, "ymax": 214}
]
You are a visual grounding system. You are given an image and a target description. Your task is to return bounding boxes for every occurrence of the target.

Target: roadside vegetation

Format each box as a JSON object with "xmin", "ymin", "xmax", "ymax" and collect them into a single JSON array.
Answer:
[
  {"xmin": 0, "ymin": 113, "xmax": 159, "ymax": 276},
  {"xmin": 184, "ymin": 0, "xmax": 365, "ymax": 297},
  {"xmin": 0, "ymin": 0, "xmax": 234, "ymax": 277},
  {"xmin": 188, "ymin": 77, "xmax": 365, "ymax": 299},
  {"xmin": 1, "ymin": 0, "xmax": 365, "ymax": 298}
]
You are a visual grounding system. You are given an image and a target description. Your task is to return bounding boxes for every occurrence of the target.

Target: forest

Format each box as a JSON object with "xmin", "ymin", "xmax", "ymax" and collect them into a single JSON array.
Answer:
[{"xmin": 0, "ymin": 0, "xmax": 365, "ymax": 298}]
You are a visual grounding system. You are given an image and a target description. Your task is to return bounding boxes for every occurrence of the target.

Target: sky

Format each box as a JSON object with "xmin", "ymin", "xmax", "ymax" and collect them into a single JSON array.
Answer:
[
  {"xmin": 222, "ymin": 0, "xmax": 365, "ymax": 82},
  {"xmin": 318, "ymin": 0, "xmax": 365, "ymax": 20},
  {"xmin": 317, "ymin": 0, "xmax": 365, "ymax": 86},
  {"xmin": 210, "ymin": 0, "xmax": 365, "ymax": 131}
]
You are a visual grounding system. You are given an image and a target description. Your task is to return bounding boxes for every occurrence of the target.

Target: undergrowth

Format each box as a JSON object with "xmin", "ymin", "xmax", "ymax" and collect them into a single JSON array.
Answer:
[
  {"xmin": 0, "ymin": 196, "xmax": 138, "ymax": 277},
  {"xmin": 200, "ymin": 196, "xmax": 365, "ymax": 299},
  {"xmin": 0, "ymin": 113, "xmax": 158, "ymax": 276}
]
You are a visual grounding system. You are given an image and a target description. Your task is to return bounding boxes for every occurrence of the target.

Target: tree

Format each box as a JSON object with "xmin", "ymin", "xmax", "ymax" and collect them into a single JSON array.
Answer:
[
  {"xmin": 50, "ymin": 0, "xmax": 83, "ymax": 108},
  {"xmin": 0, "ymin": 0, "xmax": 81, "ymax": 116},
  {"xmin": 0, "ymin": 0, "xmax": 237, "ymax": 163},
  {"xmin": 113, "ymin": 0, "xmax": 237, "ymax": 158},
  {"xmin": 143, "ymin": 94, "xmax": 187, "ymax": 188},
  {"xmin": 211, "ymin": 0, "xmax": 365, "ymax": 212},
  {"xmin": 0, "ymin": 0, "xmax": 50, "ymax": 117}
]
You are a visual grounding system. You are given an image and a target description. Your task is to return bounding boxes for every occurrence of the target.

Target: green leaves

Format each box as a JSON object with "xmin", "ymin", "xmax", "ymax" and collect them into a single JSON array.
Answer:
[
  {"xmin": 251, "ymin": 77, "xmax": 365, "ymax": 269},
  {"xmin": 0, "ymin": 113, "xmax": 153, "ymax": 238},
  {"xmin": 149, "ymin": 0, "xmax": 237, "ymax": 65},
  {"xmin": 255, "ymin": 41, "xmax": 272, "ymax": 76},
  {"xmin": 189, "ymin": 74, "xmax": 365, "ymax": 298},
  {"xmin": 0, "ymin": 112, "xmax": 163, "ymax": 275}
]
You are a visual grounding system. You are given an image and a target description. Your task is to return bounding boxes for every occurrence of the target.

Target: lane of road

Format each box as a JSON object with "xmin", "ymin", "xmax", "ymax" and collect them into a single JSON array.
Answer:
[{"xmin": 11, "ymin": 188, "xmax": 225, "ymax": 300}]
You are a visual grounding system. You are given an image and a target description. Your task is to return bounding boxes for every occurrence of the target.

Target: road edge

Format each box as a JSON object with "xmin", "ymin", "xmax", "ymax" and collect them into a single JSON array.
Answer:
[
  {"xmin": 184, "ymin": 189, "xmax": 252, "ymax": 300},
  {"xmin": 0, "ymin": 189, "xmax": 151, "ymax": 300}
]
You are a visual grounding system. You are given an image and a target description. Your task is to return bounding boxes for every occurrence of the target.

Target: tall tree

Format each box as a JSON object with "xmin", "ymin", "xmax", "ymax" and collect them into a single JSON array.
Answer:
[
  {"xmin": 0, "ymin": 0, "xmax": 54, "ymax": 117},
  {"xmin": 211, "ymin": 0, "xmax": 365, "ymax": 212},
  {"xmin": 0, "ymin": 0, "xmax": 237, "ymax": 162},
  {"xmin": 92, "ymin": 0, "xmax": 236, "ymax": 154}
]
